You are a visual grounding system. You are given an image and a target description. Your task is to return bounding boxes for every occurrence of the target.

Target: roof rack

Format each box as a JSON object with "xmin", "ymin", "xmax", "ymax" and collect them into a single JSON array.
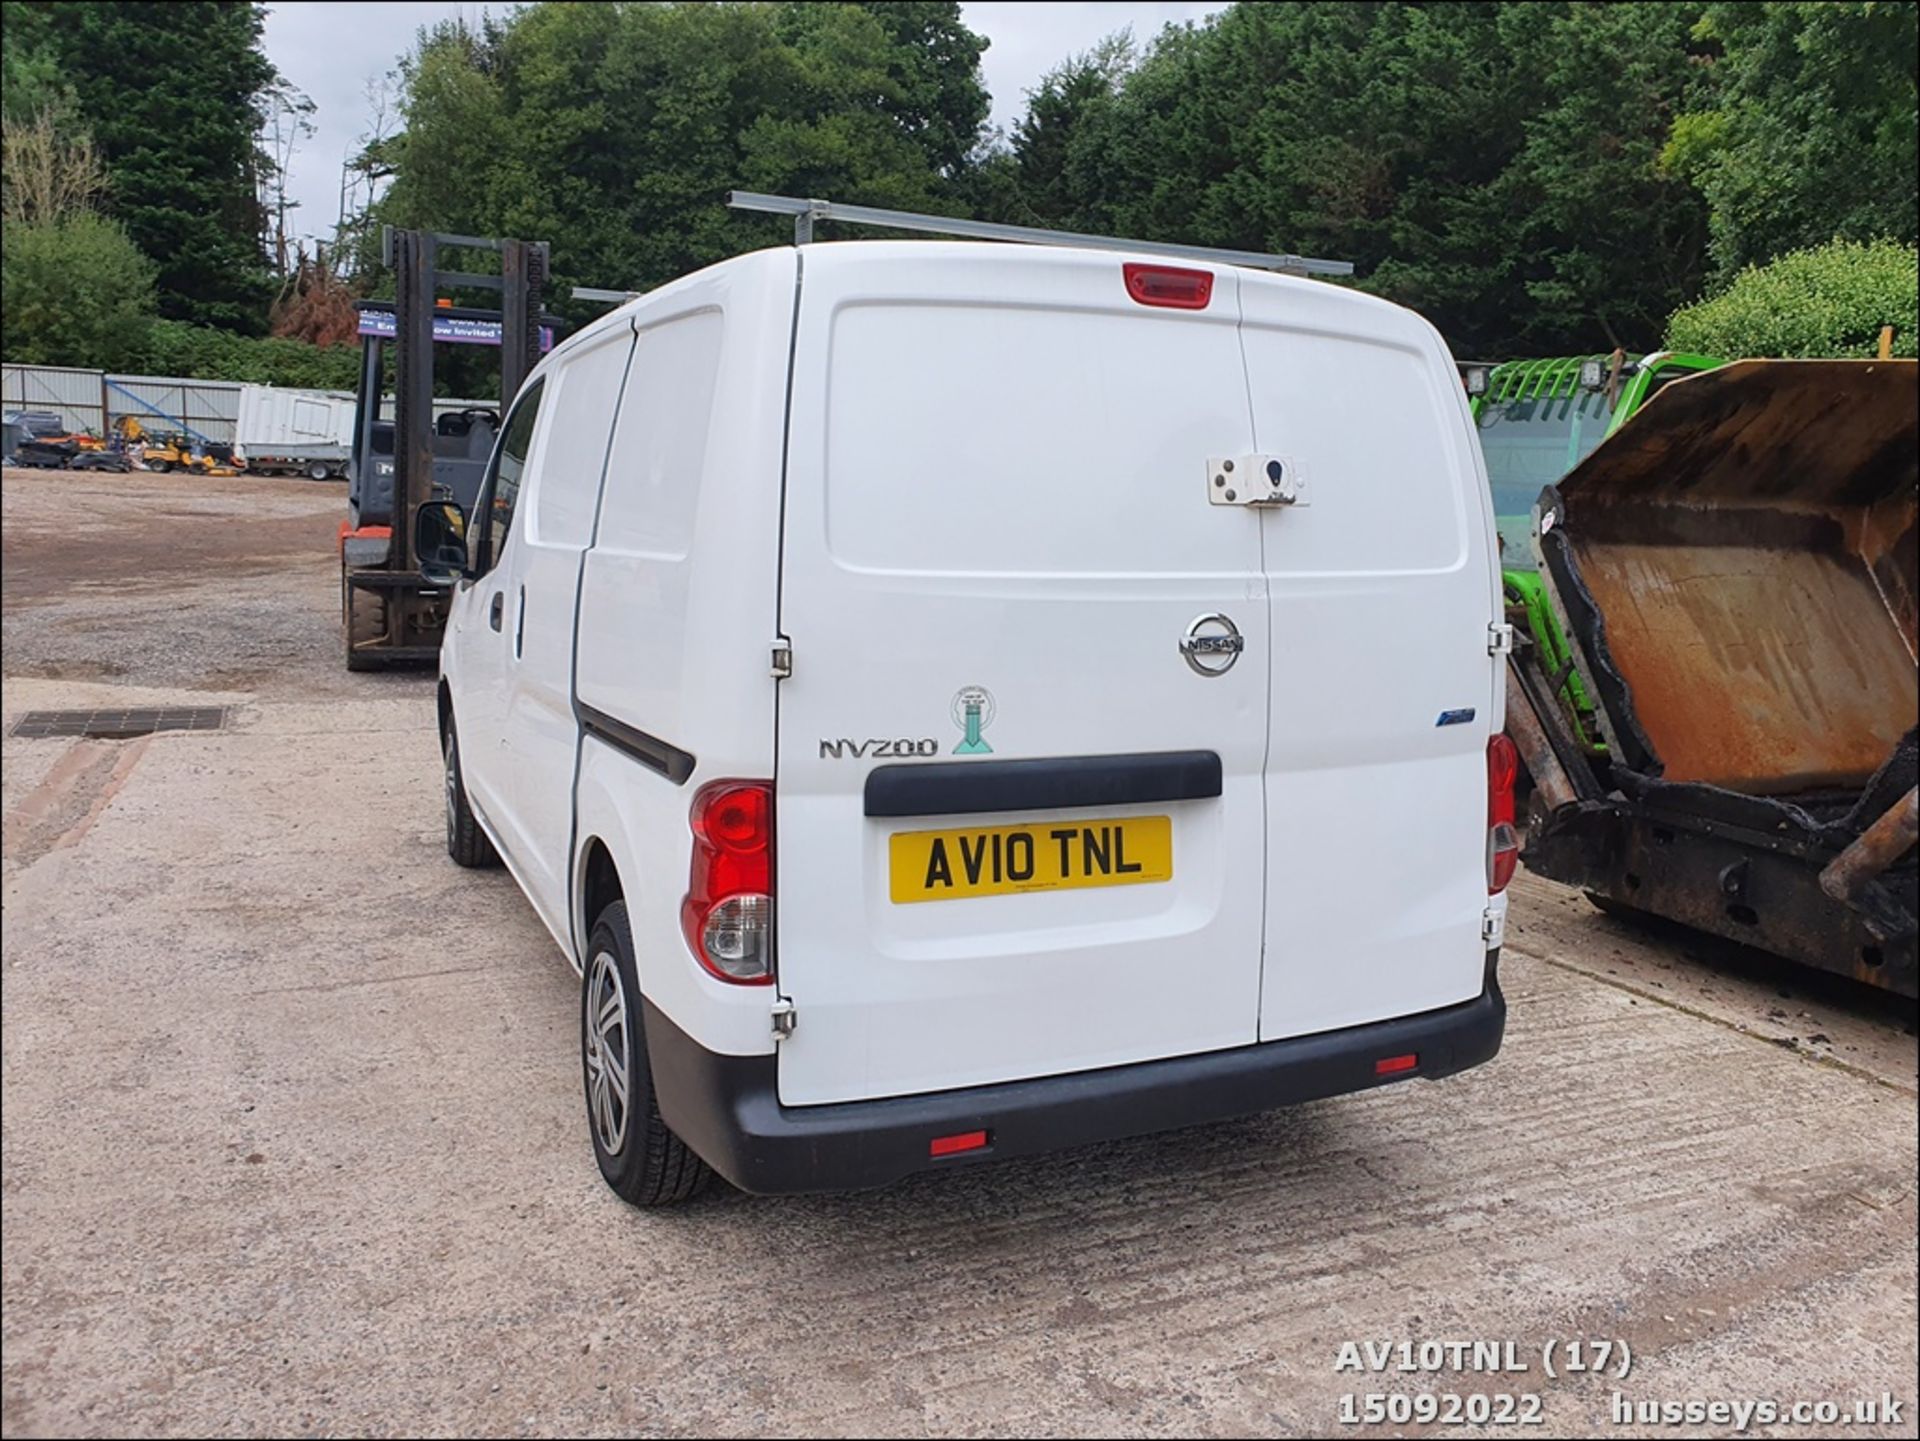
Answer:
[{"xmin": 726, "ymin": 191, "xmax": 1354, "ymax": 278}]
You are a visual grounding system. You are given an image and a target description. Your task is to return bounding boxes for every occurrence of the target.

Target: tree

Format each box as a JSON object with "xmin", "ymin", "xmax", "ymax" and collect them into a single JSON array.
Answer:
[
  {"xmin": 990, "ymin": 37, "xmax": 1133, "ymax": 227},
  {"xmin": 351, "ymin": 0, "xmax": 1914, "ymax": 361},
  {"xmin": 1665, "ymin": 239, "xmax": 1919, "ymax": 358},
  {"xmin": 0, "ymin": 1, "xmax": 69, "ymax": 122},
  {"xmin": 259, "ymin": 78, "xmax": 318, "ymax": 284},
  {"xmin": 269, "ymin": 246, "xmax": 361, "ymax": 349},
  {"xmin": 1, "ymin": 106, "xmax": 159, "ymax": 369},
  {"xmin": 981, "ymin": 3, "xmax": 1730, "ymax": 356},
  {"xmin": 333, "ymin": 76, "xmax": 402, "ymax": 284},
  {"xmin": 26, "ymin": 2, "xmax": 284, "ymax": 331},
  {"xmin": 850, "ymin": 1, "xmax": 990, "ymax": 179},
  {"xmin": 3, "ymin": 215, "xmax": 159, "ymax": 369},
  {"xmin": 1491, "ymin": 3, "xmax": 1711, "ymax": 350},
  {"xmin": 369, "ymin": 2, "xmax": 994, "ymax": 315},
  {"xmin": 1, "ymin": 110, "xmax": 109, "ymax": 226},
  {"xmin": 1663, "ymin": 2, "xmax": 1919, "ymax": 278}
]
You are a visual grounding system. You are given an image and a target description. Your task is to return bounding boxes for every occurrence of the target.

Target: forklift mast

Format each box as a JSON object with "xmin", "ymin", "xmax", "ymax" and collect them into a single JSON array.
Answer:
[
  {"xmin": 388, "ymin": 228, "xmax": 548, "ymax": 578},
  {"xmin": 340, "ymin": 227, "xmax": 550, "ymax": 670}
]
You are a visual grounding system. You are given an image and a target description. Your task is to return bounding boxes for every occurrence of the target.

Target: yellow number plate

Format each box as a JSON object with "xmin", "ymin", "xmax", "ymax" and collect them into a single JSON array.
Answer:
[{"xmin": 889, "ymin": 815, "xmax": 1173, "ymax": 904}]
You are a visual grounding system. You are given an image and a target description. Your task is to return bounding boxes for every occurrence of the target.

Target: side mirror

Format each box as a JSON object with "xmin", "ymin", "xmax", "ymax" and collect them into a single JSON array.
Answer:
[{"xmin": 414, "ymin": 500, "xmax": 469, "ymax": 586}]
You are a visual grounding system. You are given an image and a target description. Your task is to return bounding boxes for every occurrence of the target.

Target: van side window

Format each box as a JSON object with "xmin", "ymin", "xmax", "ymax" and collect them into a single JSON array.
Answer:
[
  {"xmin": 532, "ymin": 333, "xmax": 633, "ymax": 547},
  {"xmin": 471, "ymin": 379, "xmax": 544, "ymax": 575}
]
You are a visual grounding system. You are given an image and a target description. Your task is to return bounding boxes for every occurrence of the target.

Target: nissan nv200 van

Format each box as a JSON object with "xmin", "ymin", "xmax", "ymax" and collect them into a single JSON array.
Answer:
[{"xmin": 419, "ymin": 231, "xmax": 1513, "ymax": 1204}]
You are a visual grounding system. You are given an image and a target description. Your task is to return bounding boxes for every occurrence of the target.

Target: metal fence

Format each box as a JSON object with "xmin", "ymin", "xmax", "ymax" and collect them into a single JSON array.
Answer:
[
  {"xmin": 2, "ymin": 364, "xmax": 106, "ymax": 436},
  {"xmin": 4, "ymin": 364, "xmax": 244, "ymax": 444},
  {"xmin": 104, "ymin": 376, "xmax": 242, "ymax": 445},
  {"xmin": 9, "ymin": 361, "xmax": 502, "ymax": 448}
]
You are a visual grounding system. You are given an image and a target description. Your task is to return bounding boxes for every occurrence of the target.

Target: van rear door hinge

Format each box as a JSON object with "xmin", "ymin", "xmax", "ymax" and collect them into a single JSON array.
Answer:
[
  {"xmin": 1482, "ymin": 906, "xmax": 1505, "ymax": 947},
  {"xmin": 1488, "ymin": 622, "xmax": 1515, "ymax": 656},
  {"xmin": 771, "ymin": 998, "xmax": 796, "ymax": 1040},
  {"xmin": 770, "ymin": 640, "xmax": 793, "ymax": 679}
]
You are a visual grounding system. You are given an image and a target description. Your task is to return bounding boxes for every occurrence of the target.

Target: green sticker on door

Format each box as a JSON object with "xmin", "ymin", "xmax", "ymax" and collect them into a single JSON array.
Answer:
[{"xmin": 951, "ymin": 685, "xmax": 995, "ymax": 755}]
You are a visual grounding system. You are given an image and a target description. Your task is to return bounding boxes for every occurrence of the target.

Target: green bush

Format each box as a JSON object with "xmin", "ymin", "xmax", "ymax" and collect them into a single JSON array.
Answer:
[
  {"xmin": 1665, "ymin": 239, "xmax": 1919, "ymax": 358},
  {"xmin": 0, "ymin": 211, "xmax": 361, "ymax": 385},
  {"xmin": 1, "ymin": 213, "xmax": 157, "ymax": 369},
  {"xmin": 135, "ymin": 320, "xmax": 363, "ymax": 390}
]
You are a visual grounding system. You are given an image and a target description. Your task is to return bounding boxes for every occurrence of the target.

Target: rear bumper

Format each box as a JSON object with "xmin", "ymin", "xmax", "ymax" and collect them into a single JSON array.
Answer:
[{"xmin": 644, "ymin": 959, "xmax": 1506, "ymax": 1196}]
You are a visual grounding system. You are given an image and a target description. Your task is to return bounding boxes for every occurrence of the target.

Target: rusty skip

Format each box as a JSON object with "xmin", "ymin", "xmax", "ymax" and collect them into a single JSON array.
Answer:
[
  {"xmin": 1522, "ymin": 359, "xmax": 1918, "ymax": 996},
  {"xmin": 1538, "ymin": 360, "xmax": 1918, "ymax": 797}
]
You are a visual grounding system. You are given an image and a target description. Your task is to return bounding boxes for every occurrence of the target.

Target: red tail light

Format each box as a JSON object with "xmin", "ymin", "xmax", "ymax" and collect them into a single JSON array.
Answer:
[
  {"xmin": 682, "ymin": 780, "xmax": 774, "ymax": 984},
  {"xmin": 1487, "ymin": 734, "xmax": 1519, "ymax": 894},
  {"xmin": 1123, "ymin": 262, "xmax": 1214, "ymax": 310}
]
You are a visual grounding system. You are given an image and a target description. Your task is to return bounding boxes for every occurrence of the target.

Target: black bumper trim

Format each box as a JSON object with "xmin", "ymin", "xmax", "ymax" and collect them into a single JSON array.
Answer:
[
  {"xmin": 643, "ymin": 964, "xmax": 1505, "ymax": 1195},
  {"xmin": 865, "ymin": 750, "xmax": 1222, "ymax": 819}
]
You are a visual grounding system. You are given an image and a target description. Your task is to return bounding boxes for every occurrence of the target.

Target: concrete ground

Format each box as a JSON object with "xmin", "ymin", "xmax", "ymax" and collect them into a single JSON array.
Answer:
[{"xmin": 2, "ymin": 465, "xmax": 1915, "ymax": 1438}]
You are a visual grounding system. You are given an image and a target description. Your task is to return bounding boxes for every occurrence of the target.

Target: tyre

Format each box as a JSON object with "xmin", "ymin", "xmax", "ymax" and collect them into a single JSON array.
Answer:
[
  {"xmin": 582, "ymin": 900, "xmax": 714, "ymax": 1207},
  {"xmin": 344, "ymin": 583, "xmax": 385, "ymax": 672},
  {"xmin": 442, "ymin": 723, "xmax": 498, "ymax": 869},
  {"xmin": 307, "ymin": 461, "xmax": 331, "ymax": 481}
]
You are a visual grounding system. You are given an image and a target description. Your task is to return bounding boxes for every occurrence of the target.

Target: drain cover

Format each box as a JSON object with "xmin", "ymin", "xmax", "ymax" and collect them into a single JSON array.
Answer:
[{"xmin": 10, "ymin": 707, "xmax": 229, "ymax": 740}]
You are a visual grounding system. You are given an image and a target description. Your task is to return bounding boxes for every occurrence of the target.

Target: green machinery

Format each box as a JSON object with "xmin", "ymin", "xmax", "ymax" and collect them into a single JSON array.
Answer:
[{"xmin": 1469, "ymin": 351, "xmax": 1723, "ymax": 749}]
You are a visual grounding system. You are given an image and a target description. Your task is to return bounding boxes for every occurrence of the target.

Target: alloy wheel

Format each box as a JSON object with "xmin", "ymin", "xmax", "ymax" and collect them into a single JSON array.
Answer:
[{"xmin": 584, "ymin": 950, "xmax": 631, "ymax": 1155}]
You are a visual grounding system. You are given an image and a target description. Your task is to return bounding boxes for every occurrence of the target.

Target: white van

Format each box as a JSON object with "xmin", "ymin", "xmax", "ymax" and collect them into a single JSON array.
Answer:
[{"xmin": 419, "ymin": 220, "xmax": 1513, "ymax": 1205}]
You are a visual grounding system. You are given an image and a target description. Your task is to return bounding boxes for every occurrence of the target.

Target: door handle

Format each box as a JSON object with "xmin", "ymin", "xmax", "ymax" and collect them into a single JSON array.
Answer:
[
  {"xmin": 489, "ymin": 592, "xmax": 503, "ymax": 631},
  {"xmin": 514, "ymin": 586, "xmax": 525, "ymax": 659}
]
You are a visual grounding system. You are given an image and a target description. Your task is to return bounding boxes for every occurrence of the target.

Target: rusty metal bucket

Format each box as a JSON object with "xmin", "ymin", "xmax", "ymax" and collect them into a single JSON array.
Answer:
[
  {"xmin": 1523, "ymin": 359, "xmax": 1918, "ymax": 995},
  {"xmin": 1538, "ymin": 360, "xmax": 1917, "ymax": 796}
]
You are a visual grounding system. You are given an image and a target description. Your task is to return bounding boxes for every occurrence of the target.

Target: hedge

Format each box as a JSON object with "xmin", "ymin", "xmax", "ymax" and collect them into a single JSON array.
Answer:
[
  {"xmin": 1665, "ymin": 239, "xmax": 1918, "ymax": 359},
  {"xmin": 134, "ymin": 319, "xmax": 363, "ymax": 390}
]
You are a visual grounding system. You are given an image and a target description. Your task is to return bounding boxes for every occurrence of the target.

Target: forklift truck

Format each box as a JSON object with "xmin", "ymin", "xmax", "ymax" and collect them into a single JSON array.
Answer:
[{"xmin": 340, "ymin": 228, "xmax": 553, "ymax": 669}]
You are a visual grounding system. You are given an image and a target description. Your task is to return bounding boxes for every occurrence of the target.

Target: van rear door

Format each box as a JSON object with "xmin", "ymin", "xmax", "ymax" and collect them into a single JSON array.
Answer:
[
  {"xmin": 1237, "ymin": 278, "xmax": 1497, "ymax": 1039},
  {"xmin": 774, "ymin": 245, "xmax": 1270, "ymax": 1107}
]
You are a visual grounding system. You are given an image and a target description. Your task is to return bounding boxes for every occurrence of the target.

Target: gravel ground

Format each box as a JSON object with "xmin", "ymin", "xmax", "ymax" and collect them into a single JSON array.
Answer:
[
  {"xmin": 0, "ymin": 464, "xmax": 423, "ymax": 701},
  {"xmin": 2, "ymin": 465, "xmax": 1915, "ymax": 1438}
]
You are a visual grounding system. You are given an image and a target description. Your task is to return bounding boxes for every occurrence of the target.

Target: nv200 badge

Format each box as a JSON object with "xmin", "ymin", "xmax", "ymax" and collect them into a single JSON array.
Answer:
[{"xmin": 818, "ymin": 737, "xmax": 939, "ymax": 759}]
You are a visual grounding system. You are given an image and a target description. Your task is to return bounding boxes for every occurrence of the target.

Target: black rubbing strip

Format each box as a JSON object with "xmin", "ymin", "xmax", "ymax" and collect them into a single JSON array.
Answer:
[
  {"xmin": 579, "ymin": 704, "xmax": 696, "ymax": 785},
  {"xmin": 865, "ymin": 751, "xmax": 1222, "ymax": 819}
]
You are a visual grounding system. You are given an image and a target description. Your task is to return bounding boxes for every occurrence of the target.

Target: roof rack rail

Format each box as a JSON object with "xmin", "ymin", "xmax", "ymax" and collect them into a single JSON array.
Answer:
[{"xmin": 726, "ymin": 191, "xmax": 1354, "ymax": 278}]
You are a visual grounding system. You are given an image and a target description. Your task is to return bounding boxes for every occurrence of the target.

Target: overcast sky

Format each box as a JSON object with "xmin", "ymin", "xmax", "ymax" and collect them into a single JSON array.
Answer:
[{"xmin": 262, "ymin": 1, "xmax": 1222, "ymax": 247}]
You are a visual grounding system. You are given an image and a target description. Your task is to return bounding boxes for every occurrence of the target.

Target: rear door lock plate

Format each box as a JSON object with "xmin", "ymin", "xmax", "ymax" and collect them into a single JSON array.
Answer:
[{"xmin": 1208, "ymin": 454, "xmax": 1308, "ymax": 507}]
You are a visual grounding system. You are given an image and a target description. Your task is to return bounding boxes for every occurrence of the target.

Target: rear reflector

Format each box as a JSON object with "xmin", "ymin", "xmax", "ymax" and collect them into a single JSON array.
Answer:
[
  {"xmin": 1123, "ymin": 262, "xmax": 1214, "ymax": 310},
  {"xmin": 1375, "ymin": 1054, "xmax": 1419, "ymax": 1076},
  {"xmin": 929, "ymin": 1129, "xmax": 989, "ymax": 1158}
]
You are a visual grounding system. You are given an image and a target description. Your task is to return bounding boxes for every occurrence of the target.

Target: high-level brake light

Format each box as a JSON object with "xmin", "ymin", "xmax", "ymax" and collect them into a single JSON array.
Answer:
[{"xmin": 1123, "ymin": 262, "xmax": 1214, "ymax": 310}]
